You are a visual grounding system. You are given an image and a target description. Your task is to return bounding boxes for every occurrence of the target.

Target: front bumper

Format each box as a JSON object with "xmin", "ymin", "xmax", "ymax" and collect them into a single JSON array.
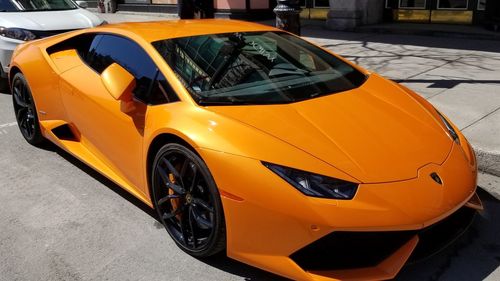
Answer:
[
  {"xmin": 292, "ymin": 204, "xmax": 477, "ymax": 280},
  {"xmin": 199, "ymin": 140, "xmax": 478, "ymax": 281},
  {"xmin": 0, "ymin": 36, "xmax": 23, "ymax": 77}
]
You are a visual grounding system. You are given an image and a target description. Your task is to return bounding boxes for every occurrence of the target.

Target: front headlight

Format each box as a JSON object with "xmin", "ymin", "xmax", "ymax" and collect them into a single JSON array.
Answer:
[
  {"xmin": 263, "ymin": 162, "xmax": 358, "ymax": 199},
  {"xmin": 436, "ymin": 110, "xmax": 460, "ymax": 145},
  {"xmin": 0, "ymin": 27, "xmax": 36, "ymax": 41}
]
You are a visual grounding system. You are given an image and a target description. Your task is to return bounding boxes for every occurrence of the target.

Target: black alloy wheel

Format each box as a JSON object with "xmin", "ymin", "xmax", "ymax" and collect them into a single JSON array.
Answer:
[
  {"xmin": 152, "ymin": 143, "xmax": 226, "ymax": 257},
  {"xmin": 12, "ymin": 73, "xmax": 44, "ymax": 145}
]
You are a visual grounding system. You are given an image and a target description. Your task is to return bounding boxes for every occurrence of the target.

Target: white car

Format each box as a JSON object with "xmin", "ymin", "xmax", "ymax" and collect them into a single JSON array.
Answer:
[{"xmin": 0, "ymin": 0, "xmax": 105, "ymax": 77}]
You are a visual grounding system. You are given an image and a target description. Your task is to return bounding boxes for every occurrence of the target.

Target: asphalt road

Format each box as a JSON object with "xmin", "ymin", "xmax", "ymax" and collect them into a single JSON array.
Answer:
[{"xmin": 0, "ymin": 83, "xmax": 499, "ymax": 280}]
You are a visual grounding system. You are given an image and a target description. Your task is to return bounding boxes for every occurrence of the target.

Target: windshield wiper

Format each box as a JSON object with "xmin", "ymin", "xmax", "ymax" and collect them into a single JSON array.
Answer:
[
  {"xmin": 197, "ymin": 97, "xmax": 240, "ymax": 106},
  {"xmin": 268, "ymin": 63, "xmax": 311, "ymax": 77},
  {"xmin": 196, "ymin": 94, "xmax": 252, "ymax": 106},
  {"xmin": 30, "ymin": 8, "xmax": 75, "ymax": 11}
]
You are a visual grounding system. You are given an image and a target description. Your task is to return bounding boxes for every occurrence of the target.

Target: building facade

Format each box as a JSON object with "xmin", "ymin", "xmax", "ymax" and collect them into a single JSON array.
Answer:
[
  {"xmin": 385, "ymin": 0, "xmax": 489, "ymax": 24},
  {"xmin": 92, "ymin": 0, "xmax": 497, "ymax": 27},
  {"xmin": 111, "ymin": 0, "xmax": 277, "ymax": 18}
]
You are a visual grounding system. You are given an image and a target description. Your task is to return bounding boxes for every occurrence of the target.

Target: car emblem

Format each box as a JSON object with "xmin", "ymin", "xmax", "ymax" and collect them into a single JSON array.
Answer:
[{"xmin": 430, "ymin": 173, "xmax": 442, "ymax": 185}]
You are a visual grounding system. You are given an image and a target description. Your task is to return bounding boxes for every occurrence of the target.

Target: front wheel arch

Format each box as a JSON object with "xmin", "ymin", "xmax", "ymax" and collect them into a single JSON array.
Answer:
[
  {"xmin": 146, "ymin": 133, "xmax": 197, "ymax": 202},
  {"xmin": 149, "ymin": 140, "xmax": 226, "ymax": 257}
]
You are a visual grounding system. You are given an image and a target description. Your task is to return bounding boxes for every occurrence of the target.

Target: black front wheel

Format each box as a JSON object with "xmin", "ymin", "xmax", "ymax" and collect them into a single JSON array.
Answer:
[
  {"xmin": 151, "ymin": 143, "xmax": 226, "ymax": 257},
  {"xmin": 12, "ymin": 73, "xmax": 44, "ymax": 145}
]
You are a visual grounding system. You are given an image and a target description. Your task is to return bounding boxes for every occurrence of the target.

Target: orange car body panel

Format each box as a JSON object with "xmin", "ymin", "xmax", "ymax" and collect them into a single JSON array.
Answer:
[{"xmin": 9, "ymin": 20, "xmax": 479, "ymax": 281}]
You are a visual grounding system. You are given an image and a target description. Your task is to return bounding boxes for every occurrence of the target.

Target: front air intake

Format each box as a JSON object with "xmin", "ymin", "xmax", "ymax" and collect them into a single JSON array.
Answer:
[
  {"xmin": 290, "ymin": 230, "xmax": 417, "ymax": 271},
  {"xmin": 290, "ymin": 206, "xmax": 476, "ymax": 271}
]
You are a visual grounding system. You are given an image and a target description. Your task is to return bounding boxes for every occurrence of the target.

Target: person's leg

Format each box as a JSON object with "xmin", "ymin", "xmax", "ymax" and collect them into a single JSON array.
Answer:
[{"xmin": 178, "ymin": 0, "xmax": 195, "ymax": 19}]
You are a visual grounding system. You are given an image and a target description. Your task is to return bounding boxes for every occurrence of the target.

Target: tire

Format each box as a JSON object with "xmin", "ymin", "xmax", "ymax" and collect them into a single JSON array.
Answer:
[
  {"xmin": 151, "ymin": 143, "xmax": 226, "ymax": 257},
  {"xmin": 11, "ymin": 72, "xmax": 44, "ymax": 145}
]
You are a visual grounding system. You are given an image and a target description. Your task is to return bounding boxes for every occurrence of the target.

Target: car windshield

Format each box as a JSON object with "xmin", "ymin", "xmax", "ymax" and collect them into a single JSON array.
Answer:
[
  {"xmin": 1, "ymin": 0, "xmax": 77, "ymax": 11},
  {"xmin": 153, "ymin": 31, "xmax": 367, "ymax": 105},
  {"xmin": 0, "ymin": 0, "xmax": 18, "ymax": 11}
]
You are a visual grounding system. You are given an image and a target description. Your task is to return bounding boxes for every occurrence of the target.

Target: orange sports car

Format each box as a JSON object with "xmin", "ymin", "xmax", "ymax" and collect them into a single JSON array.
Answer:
[{"xmin": 9, "ymin": 20, "xmax": 482, "ymax": 281}]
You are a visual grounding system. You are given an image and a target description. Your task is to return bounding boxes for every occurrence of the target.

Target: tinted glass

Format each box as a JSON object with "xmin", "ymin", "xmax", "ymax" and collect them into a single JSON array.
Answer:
[
  {"xmin": 153, "ymin": 31, "xmax": 366, "ymax": 105},
  {"xmin": 399, "ymin": 0, "xmax": 426, "ymax": 8},
  {"xmin": 85, "ymin": 34, "xmax": 178, "ymax": 104},
  {"xmin": 13, "ymin": 0, "xmax": 77, "ymax": 11},
  {"xmin": 149, "ymin": 72, "xmax": 180, "ymax": 105},
  {"xmin": 438, "ymin": 0, "xmax": 467, "ymax": 9},
  {"xmin": 0, "ymin": 0, "xmax": 18, "ymax": 12},
  {"xmin": 46, "ymin": 33, "xmax": 95, "ymax": 60},
  {"xmin": 314, "ymin": 0, "xmax": 329, "ymax": 7},
  {"xmin": 478, "ymin": 0, "xmax": 486, "ymax": 10}
]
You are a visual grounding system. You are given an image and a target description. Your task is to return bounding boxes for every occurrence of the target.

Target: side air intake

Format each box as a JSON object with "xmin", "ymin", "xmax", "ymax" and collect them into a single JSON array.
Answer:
[{"xmin": 51, "ymin": 124, "xmax": 78, "ymax": 141}]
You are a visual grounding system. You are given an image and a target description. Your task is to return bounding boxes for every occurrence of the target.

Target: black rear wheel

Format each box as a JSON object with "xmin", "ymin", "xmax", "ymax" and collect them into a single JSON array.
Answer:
[
  {"xmin": 151, "ymin": 143, "xmax": 226, "ymax": 257},
  {"xmin": 12, "ymin": 73, "xmax": 44, "ymax": 145}
]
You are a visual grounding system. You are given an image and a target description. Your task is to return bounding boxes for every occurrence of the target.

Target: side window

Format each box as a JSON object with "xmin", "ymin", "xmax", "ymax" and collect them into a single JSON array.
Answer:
[
  {"xmin": 85, "ymin": 34, "xmax": 178, "ymax": 104},
  {"xmin": 46, "ymin": 33, "xmax": 95, "ymax": 58},
  {"xmin": 149, "ymin": 71, "xmax": 180, "ymax": 105}
]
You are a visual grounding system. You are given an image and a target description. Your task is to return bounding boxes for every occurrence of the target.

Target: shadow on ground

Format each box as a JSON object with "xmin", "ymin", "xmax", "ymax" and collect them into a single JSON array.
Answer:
[
  {"xmin": 36, "ymin": 141, "xmax": 286, "ymax": 280},
  {"xmin": 396, "ymin": 188, "xmax": 500, "ymax": 281},
  {"xmin": 393, "ymin": 79, "xmax": 500, "ymax": 89},
  {"xmin": 300, "ymin": 25, "xmax": 500, "ymax": 54},
  {"xmin": 196, "ymin": 253, "xmax": 290, "ymax": 281}
]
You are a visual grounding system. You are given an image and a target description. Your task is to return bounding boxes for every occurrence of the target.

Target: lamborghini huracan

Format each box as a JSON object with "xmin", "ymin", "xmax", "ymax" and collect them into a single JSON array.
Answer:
[{"xmin": 9, "ymin": 20, "xmax": 483, "ymax": 281}]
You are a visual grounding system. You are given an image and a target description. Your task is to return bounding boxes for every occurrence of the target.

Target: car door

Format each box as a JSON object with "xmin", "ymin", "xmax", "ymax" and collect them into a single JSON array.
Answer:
[{"xmin": 59, "ymin": 34, "xmax": 164, "ymax": 195}]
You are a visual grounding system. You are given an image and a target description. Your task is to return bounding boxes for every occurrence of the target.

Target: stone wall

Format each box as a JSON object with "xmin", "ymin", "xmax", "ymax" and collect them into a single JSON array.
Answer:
[{"xmin": 326, "ymin": 0, "xmax": 385, "ymax": 30}]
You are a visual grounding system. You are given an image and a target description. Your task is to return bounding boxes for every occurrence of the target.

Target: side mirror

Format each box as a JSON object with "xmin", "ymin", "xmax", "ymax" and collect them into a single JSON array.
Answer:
[
  {"xmin": 75, "ymin": 1, "xmax": 88, "ymax": 8},
  {"xmin": 101, "ymin": 63, "xmax": 136, "ymax": 102}
]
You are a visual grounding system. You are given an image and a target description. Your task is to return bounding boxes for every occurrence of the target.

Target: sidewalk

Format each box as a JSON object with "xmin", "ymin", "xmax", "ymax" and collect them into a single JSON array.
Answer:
[
  {"xmin": 94, "ymin": 11, "xmax": 500, "ymax": 198},
  {"xmin": 355, "ymin": 22, "xmax": 500, "ymax": 41}
]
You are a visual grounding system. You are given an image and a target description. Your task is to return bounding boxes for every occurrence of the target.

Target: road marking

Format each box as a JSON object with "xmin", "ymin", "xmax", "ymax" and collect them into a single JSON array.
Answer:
[
  {"xmin": 0, "ymin": 122, "xmax": 17, "ymax": 135},
  {"xmin": 0, "ymin": 122, "xmax": 17, "ymax": 129}
]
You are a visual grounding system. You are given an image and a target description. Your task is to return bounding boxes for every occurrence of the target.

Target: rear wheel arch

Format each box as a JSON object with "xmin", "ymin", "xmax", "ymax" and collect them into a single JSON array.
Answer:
[
  {"xmin": 9, "ymin": 66, "xmax": 22, "ymax": 89},
  {"xmin": 12, "ymin": 72, "xmax": 44, "ymax": 145}
]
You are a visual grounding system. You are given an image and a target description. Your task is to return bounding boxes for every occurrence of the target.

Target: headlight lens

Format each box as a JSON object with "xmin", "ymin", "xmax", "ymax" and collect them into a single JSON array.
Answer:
[
  {"xmin": 263, "ymin": 162, "xmax": 358, "ymax": 199},
  {"xmin": 436, "ymin": 110, "xmax": 460, "ymax": 144},
  {"xmin": 0, "ymin": 27, "xmax": 36, "ymax": 41}
]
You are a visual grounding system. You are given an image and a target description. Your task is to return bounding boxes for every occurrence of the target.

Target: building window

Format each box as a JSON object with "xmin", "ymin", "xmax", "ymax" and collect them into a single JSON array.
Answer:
[
  {"xmin": 299, "ymin": 0, "xmax": 329, "ymax": 8},
  {"xmin": 399, "ymin": 0, "xmax": 426, "ymax": 9},
  {"xmin": 314, "ymin": 0, "xmax": 329, "ymax": 8},
  {"xmin": 151, "ymin": 0, "xmax": 178, "ymax": 4},
  {"xmin": 437, "ymin": 0, "xmax": 468, "ymax": 9},
  {"xmin": 477, "ymin": 0, "xmax": 486, "ymax": 10}
]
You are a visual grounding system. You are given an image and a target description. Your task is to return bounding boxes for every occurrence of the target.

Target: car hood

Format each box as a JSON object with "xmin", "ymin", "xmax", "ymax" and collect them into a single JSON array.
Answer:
[
  {"xmin": 0, "ymin": 9, "xmax": 102, "ymax": 30},
  {"xmin": 206, "ymin": 74, "xmax": 453, "ymax": 183}
]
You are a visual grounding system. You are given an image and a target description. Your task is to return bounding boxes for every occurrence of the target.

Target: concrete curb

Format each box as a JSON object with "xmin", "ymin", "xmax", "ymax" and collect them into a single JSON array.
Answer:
[
  {"xmin": 478, "ymin": 172, "xmax": 500, "ymax": 200},
  {"xmin": 475, "ymin": 148, "xmax": 500, "ymax": 178},
  {"xmin": 474, "ymin": 147, "xmax": 500, "ymax": 200}
]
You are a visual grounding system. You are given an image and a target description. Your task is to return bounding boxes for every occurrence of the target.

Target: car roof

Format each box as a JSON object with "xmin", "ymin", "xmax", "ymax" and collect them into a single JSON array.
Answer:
[{"xmin": 94, "ymin": 19, "xmax": 279, "ymax": 42}]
